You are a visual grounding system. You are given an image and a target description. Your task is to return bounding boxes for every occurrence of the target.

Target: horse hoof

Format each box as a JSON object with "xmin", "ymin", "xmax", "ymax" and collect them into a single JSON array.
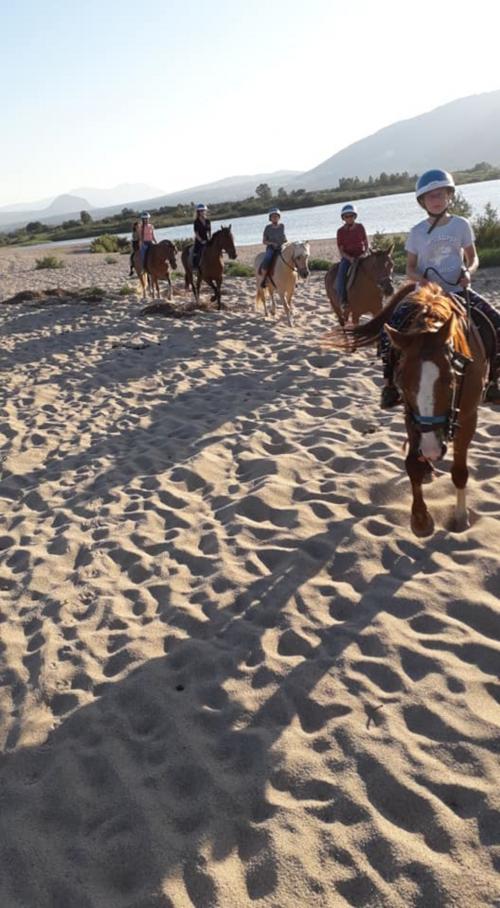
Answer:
[{"xmin": 411, "ymin": 512, "xmax": 434, "ymax": 537}]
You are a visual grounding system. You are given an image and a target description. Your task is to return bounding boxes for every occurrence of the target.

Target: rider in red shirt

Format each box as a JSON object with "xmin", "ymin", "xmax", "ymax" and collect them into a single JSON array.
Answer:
[{"xmin": 336, "ymin": 203, "xmax": 369, "ymax": 303}]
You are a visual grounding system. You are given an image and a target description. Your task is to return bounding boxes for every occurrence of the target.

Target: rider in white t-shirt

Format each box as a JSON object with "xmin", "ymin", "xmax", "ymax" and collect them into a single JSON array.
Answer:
[{"xmin": 381, "ymin": 169, "xmax": 500, "ymax": 407}]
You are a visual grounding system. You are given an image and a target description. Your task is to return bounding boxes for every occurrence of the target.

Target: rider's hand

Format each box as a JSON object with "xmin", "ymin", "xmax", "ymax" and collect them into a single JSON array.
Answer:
[{"xmin": 459, "ymin": 268, "xmax": 471, "ymax": 288}]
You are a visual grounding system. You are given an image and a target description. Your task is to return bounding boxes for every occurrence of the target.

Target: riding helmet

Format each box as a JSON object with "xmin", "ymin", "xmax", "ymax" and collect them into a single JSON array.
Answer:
[
  {"xmin": 415, "ymin": 170, "xmax": 455, "ymax": 200},
  {"xmin": 268, "ymin": 207, "xmax": 281, "ymax": 219},
  {"xmin": 341, "ymin": 203, "xmax": 358, "ymax": 218}
]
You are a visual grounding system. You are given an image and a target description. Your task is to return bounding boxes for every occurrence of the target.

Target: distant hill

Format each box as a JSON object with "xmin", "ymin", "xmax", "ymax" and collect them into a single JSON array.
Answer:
[
  {"xmin": 131, "ymin": 171, "xmax": 302, "ymax": 210},
  {"xmin": 290, "ymin": 90, "xmax": 500, "ymax": 190},
  {"xmin": 70, "ymin": 183, "xmax": 166, "ymax": 208},
  {"xmin": 44, "ymin": 194, "xmax": 91, "ymax": 215}
]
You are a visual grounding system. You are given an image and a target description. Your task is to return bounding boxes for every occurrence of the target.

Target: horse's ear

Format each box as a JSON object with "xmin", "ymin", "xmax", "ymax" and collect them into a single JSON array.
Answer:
[
  {"xmin": 435, "ymin": 315, "xmax": 454, "ymax": 343},
  {"xmin": 384, "ymin": 323, "xmax": 413, "ymax": 350}
]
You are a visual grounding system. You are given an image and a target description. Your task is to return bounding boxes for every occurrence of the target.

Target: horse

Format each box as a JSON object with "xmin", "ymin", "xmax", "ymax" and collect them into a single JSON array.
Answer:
[
  {"xmin": 325, "ymin": 248, "xmax": 395, "ymax": 327},
  {"xmin": 254, "ymin": 242, "xmax": 310, "ymax": 327},
  {"xmin": 181, "ymin": 226, "xmax": 237, "ymax": 310},
  {"xmin": 133, "ymin": 240, "xmax": 177, "ymax": 300},
  {"xmin": 328, "ymin": 282, "xmax": 488, "ymax": 536}
]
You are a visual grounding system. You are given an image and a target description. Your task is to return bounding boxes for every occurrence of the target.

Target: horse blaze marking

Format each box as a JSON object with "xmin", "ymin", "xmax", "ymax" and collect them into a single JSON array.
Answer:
[{"xmin": 417, "ymin": 361, "xmax": 441, "ymax": 460}]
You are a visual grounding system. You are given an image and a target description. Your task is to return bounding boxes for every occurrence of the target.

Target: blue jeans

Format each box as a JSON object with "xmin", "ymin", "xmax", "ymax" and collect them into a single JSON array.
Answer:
[
  {"xmin": 335, "ymin": 257, "xmax": 350, "ymax": 301},
  {"xmin": 261, "ymin": 245, "xmax": 279, "ymax": 271},
  {"xmin": 141, "ymin": 241, "xmax": 152, "ymax": 266}
]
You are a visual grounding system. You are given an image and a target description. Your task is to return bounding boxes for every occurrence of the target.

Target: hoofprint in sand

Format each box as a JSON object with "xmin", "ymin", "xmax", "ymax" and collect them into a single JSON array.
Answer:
[{"xmin": 0, "ymin": 244, "xmax": 499, "ymax": 907}]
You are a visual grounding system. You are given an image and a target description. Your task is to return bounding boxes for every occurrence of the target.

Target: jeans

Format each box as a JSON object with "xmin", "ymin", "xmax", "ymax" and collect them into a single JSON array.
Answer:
[
  {"xmin": 261, "ymin": 245, "xmax": 279, "ymax": 271},
  {"xmin": 141, "ymin": 241, "xmax": 152, "ymax": 266},
  {"xmin": 335, "ymin": 257, "xmax": 350, "ymax": 301}
]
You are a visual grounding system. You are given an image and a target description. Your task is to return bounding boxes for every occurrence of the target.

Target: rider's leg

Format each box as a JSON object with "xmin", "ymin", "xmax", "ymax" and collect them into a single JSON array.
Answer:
[
  {"xmin": 260, "ymin": 246, "xmax": 274, "ymax": 286},
  {"xmin": 459, "ymin": 289, "xmax": 500, "ymax": 402},
  {"xmin": 335, "ymin": 257, "xmax": 350, "ymax": 306}
]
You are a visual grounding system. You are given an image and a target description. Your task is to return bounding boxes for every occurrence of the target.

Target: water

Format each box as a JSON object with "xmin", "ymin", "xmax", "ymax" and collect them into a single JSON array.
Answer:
[{"xmin": 40, "ymin": 179, "xmax": 500, "ymax": 250}]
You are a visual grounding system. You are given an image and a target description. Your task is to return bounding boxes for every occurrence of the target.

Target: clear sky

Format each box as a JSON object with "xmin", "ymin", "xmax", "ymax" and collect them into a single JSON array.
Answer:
[{"xmin": 1, "ymin": 0, "xmax": 499, "ymax": 206}]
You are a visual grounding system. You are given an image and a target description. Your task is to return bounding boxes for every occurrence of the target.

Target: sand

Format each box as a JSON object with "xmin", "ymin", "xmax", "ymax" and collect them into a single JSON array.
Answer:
[{"xmin": 0, "ymin": 243, "xmax": 499, "ymax": 908}]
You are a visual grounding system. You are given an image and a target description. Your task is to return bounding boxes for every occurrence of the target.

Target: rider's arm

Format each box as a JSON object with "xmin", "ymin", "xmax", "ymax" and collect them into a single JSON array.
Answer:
[
  {"xmin": 463, "ymin": 243, "xmax": 479, "ymax": 274},
  {"xmin": 406, "ymin": 251, "xmax": 424, "ymax": 284},
  {"xmin": 361, "ymin": 225, "xmax": 369, "ymax": 252}
]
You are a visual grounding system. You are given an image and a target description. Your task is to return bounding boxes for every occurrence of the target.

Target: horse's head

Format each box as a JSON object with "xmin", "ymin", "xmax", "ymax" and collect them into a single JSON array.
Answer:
[
  {"xmin": 385, "ymin": 286, "xmax": 470, "ymax": 462},
  {"xmin": 365, "ymin": 247, "xmax": 395, "ymax": 296},
  {"xmin": 219, "ymin": 225, "xmax": 237, "ymax": 260},
  {"xmin": 291, "ymin": 241, "xmax": 310, "ymax": 279},
  {"xmin": 165, "ymin": 240, "xmax": 177, "ymax": 270}
]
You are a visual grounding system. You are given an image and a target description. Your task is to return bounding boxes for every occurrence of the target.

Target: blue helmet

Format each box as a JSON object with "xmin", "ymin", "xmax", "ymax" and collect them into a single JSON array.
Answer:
[
  {"xmin": 196, "ymin": 203, "xmax": 207, "ymax": 211},
  {"xmin": 341, "ymin": 203, "xmax": 358, "ymax": 218},
  {"xmin": 268, "ymin": 207, "xmax": 281, "ymax": 219},
  {"xmin": 415, "ymin": 170, "xmax": 455, "ymax": 200},
  {"xmin": 140, "ymin": 211, "xmax": 150, "ymax": 219}
]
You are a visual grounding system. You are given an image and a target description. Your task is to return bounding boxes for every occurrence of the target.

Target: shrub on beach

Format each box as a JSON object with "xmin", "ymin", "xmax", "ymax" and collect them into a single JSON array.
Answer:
[
  {"xmin": 90, "ymin": 234, "xmax": 130, "ymax": 254},
  {"xmin": 224, "ymin": 261, "xmax": 254, "ymax": 277},
  {"xmin": 175, "ymin": 237, "xmax": 192, "ymax": 251},
  {"xmin": 118, "ymin": 284, "xmax": 134, "ymax": 296},
  {"xmin": 473, "ymin": 203, "xmax": 500, "ymax": 250},
  {"xmin": 35, "ymin": 255, "xmax": 64, "ymax": 270},
  {"xmin": 309, "ymin": 258, "xmax": 332, "ymax": 271},
  {"xmin": 105, "ymin": 256, "xmax": 117, "ymax": 264},
  {"xmin": 476, "ymin": 248, "xmax": 500, "ymax": 268}
]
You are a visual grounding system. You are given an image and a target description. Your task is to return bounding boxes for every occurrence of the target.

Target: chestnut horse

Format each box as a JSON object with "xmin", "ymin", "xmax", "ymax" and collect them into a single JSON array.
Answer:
[
  {"xmin": 182, "ymin": 226, "xmax": 237, "ymax": 310},
  {"xmin": 325, "ymin": 248, "xmax": 395, "ymax": 327},
  {"xmin": 254, "ymin": 242, "xmax": 310, "ymax": 327},
  {"xmin": 133, "ymin": 240, "xmax": 177, "ymax": 300},
  {"xmin": 331, "ymin": 283, "xmax": 487, "ymax": 536}
]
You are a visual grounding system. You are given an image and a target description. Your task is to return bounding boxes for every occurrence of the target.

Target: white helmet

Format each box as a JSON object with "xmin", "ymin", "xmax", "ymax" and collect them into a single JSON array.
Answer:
[
  {"xmin": 268, "ymin": 207, "xmax": 281, "ymax": 219},
  {"xmin": 196, "ymin": 203, "xmax": 208, "ymax": 211},
  {"xmin": 140, "ymin": 211, "xmax": 150, "ymax": 219},
  {"xmin": 415, "ymin": 170, "xmax": 455, "ymax": 201},
  {"xmin": 341, "ymin": 203, "xmax": 358, "ymax": 218}
]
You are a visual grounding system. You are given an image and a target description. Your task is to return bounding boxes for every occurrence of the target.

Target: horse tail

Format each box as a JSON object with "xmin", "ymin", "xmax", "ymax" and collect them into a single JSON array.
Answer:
[{"xmin": 323, "ymin": 282, "xmax": 416, "ymax": 351}]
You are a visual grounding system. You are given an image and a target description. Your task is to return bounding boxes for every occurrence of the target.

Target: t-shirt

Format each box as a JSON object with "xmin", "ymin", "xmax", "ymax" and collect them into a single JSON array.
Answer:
[
  {"xmin": 263, "ymin": 223, "xmax": 287, "ymax": 247},
  {"xmin": 405, "ymin": 216, "xmax": 474, "ymax": 292},
  {"xmin": 336, "ymin": 223, "xmax": 368, "ymax": 257},
  {"xmin": 194, "ymin": 218, "xmax": 211, "ymax": 242},
  {"xmin": 140, "ymin": 223, "xmax": 154, "ymax": 242}
]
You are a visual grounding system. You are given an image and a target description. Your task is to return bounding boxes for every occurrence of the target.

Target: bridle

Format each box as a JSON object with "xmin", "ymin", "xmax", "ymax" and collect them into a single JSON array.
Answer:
[
  {"xmin": 279, "ymin": 245, "xmax": 305, "ymax": 273},
  {"xmin": 400, "ymin": 272, "xmax": 473, "ymax": 449}
]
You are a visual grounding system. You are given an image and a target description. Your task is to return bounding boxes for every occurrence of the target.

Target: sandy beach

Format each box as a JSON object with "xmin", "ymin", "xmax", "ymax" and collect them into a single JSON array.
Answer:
[{"xmin": 0, "ymin": 242, "xmax": 499, "ymax": 908}]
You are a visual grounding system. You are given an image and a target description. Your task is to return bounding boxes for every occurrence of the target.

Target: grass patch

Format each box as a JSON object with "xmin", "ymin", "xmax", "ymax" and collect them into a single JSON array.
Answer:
[
  {"xmin": 80, "ymin": 286, "xmax": 106, "ymax": 301},
  {"xmin": 105, "ymin": 255, "xmax": 118, "ymax": 265},
  {"xmin": 35, "ymin": 255, "xmax": 64, "ymax": 270},
  {"xmin": 118, "ymin": 283, "xmax": 135, "ymax": 296},
  {"xmin": 309, "ymin": 258, "xmax": 332, "ymax": 271},
  {"xmin": 224, "ymin": 261, "xmax": 254, "ymax": 277},
  {"xmin": 90, "ymin": 234, "xmax": 130, "ymax": 254},
  {"xmin": 478, "ymin": 248, "xmax": 500, "ymax": 268}
]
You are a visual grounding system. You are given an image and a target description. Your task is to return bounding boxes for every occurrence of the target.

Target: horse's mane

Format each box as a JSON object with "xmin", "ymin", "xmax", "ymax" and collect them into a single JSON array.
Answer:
[{"xmin": 324, "ymin": 282, "xmax": 471, "ymax": 357}]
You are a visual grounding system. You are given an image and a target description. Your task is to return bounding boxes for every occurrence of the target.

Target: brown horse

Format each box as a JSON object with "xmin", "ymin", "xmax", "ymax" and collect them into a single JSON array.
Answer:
[
  {"xmin": 332, "ymin": 283, "xmax": 487, "ymax": 536},
  {"xmin": 133, "ymin": 240, "xmax": 177, "ymax": 300},
  {"xmin": 182, "ymin": 226, "xmax": 237, "ymax": 310},
  {"xmin": 325, "ymin": 248, "xmax": 395, "ymax": 327}
]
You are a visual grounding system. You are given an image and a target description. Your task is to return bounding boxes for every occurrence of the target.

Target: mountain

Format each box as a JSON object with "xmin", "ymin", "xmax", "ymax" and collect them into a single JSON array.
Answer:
[
  {"xmin": 69, "ymin": 183, "xmax": 166, "ymax": 208},
  {"xmin": 289, "ymin": 90, "xmax": 500, "ymax": 190},
  {"xmin": 45, "ymin": 194, "xmax": 91, "ymax": 215},
  {"xmin": 138, "ymin": 171, "xmax": 302, "ymax": 208}
]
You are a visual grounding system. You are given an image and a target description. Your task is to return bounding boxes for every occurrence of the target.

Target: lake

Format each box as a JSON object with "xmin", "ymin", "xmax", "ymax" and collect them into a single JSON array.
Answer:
[{"xmin": 45, "ymin": 179, "xmax": 500, "ymax": 250}]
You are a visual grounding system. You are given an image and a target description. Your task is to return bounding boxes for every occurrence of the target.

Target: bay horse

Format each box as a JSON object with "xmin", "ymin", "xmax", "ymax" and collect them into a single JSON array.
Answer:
[
  {"xmin": 325, "ymin": 248, "xmax": 395, "ymax": 327},
  {"xmin": 182, "ymin": 226, "xmax": 237, "ymax": 310},
  {"xmin": 133, "ymin": 240, "xmax": 177, "ymax": 300},
  {"xmin": 330, "ymin": 283, "xmax": 487, "ymax": 536},
  {"xmin": 254, "ymin": 242, "xmax": 310, "ymax": 327}
]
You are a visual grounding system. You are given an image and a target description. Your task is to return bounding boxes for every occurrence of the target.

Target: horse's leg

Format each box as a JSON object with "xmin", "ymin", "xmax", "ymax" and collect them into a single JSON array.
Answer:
[
  {"xmin": 167, "ymin": 275, "xmax": 172, "ymax": 301},
  {"xmin": 138, "ymin": 271, "xmax": 147, "ymax": 300},
  {"xmin": 450, "ymin": 415, "xmax": 476, "ymax": 531},
  {"xmin": 406, "ymin": 451, "xmax": 434, "ymax": 536},
  {"xmin": 216, "ymin": 279, "xmax": 223, "ymax": 310}
]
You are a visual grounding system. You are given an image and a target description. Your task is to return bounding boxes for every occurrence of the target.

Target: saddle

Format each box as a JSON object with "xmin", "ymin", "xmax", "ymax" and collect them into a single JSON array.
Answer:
[{"xmin": 346, "ymin": 257, "xmax": 364, "ymax": 293}]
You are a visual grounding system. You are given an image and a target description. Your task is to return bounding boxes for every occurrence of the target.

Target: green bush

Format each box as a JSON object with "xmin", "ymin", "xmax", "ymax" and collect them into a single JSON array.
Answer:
[
  {"xmin": 118, "ymin": 284, "xmax": 134, "ymax": 296},
  {"xmin": 175, "ymin": 237, "xmax": 192, "ymax": 251},
  {"xmin": 478, "ymin": 248, "xmax": 500, "ymax": 268},
  {"xmin": 309, "ymin": 258, "xmax": 332, "ymax": 271},
  {"xmin": 90, "ymin": 234, "xmax": 122, "ymax": 254},
  {"xmin": 105, "ymin": 256, "xmax": 117, "ymax": 264},
  {"xmin": 449, "ymin": 191, "xmax": 472, "ymax": 218},
  {"xmin": 473, "ymin": 203, "xmax": 500, "ymax": 249},
  {"xmin": 224, "ymin": 261, "xmax": 254, "ymax": 277},
  {"xmin": 35, "ymin": 255, "xmax": 64, "ymax": 270}
]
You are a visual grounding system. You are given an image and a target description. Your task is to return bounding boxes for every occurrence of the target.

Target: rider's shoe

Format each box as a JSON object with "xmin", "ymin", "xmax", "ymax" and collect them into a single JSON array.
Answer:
[
  {"xmin": 484, "ymin": 381, "xmax": 500, "ymax": 403},
  {"xmin": 380, "ymin": 384, "xmax": 402, "ymax": 409}
]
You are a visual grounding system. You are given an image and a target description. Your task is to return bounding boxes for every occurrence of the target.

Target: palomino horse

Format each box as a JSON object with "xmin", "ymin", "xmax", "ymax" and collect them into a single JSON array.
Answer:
[
  {"xmin": 133, "ymin": 240, "xmax": 177, "ymax": 300},
  {"xmin": 332, "ymin": 283, "xmax": 487, "ymax": 536},
  {"xmin": 182, "ymin": 226, "xmax": 237, "ymax": 310},
  {"xmin": 325, "ymin": 248, "xmax": 395, "ymax": 327},
  {"xmin": 254, "ymin": 242, "xmax": 310, "ymax": 327}
]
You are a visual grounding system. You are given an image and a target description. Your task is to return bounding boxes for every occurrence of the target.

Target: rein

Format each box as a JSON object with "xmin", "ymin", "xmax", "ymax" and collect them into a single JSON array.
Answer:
[{"xmin": 279, "ymin": 247, "xmax": 299, "ymax": 273}]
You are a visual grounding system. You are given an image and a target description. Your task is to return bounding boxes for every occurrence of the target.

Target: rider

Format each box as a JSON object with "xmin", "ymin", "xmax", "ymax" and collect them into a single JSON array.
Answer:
[
  {"xmin": 336, "ymin": 203, "xmax": 369, "ymax": 306},
  {"xmin": 381, "ymin": 169, "xmax": 500, "ymax": 407},
  {"xmin": 129, "ymin": 219, "xmax": 141, "ymax": 277},
  {"xmin": 193, "ymin": 203, "xmax": 211, "ymax": 271},
  {"xmin": 139, "ymin": 212, "xmax": 156, "ymax": 270},
  {"xmin": 259, "ymin": 208, "xmax": 287, "ymax": 288}
]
